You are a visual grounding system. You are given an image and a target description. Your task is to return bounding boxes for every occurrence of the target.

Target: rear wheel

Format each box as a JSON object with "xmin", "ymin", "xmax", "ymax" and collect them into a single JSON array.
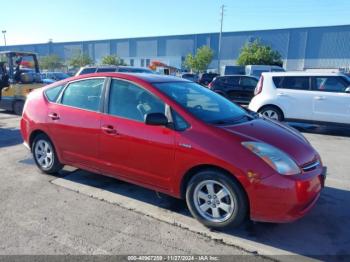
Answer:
[
  {"xmin": 186, "ymin": 170, "xmax": 248, "ymax": 229},
  {"xmin": 13, "ymin": 100, "xmax": 24, "ymax": 115},
  {"xmin": 32, "ymin": 134, "xmax": 63, "ymax": 174},
  {"xmin": 259, "ymin": 106, "xmax": 284, "ymax": 121}
]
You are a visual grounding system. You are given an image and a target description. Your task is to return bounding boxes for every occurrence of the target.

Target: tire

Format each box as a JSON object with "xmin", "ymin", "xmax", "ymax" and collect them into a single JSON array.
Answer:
[
  {"xmin": 32, "ymin": 134, "xmax": 63, "ymax": 174},
  {"xmin": 186, "ymin": 170, "xmax": 248, "ymax": 229},
  {"xmin": 258, "ymin": 105, "xmax": 284, "ymax": 121},
  {"xmin": 13, "ymin": 100, "xmax": 24, "ymax": 116}
]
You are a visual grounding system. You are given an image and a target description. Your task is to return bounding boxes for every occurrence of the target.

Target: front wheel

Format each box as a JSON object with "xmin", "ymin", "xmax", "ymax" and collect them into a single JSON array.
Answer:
[
  {"xmin": 32, "ymin": 134, "xmax": 63, "ymax": 174},
  {"xmin": 186, "ymin": 170, "xmax": 248, "ymax": 229}
]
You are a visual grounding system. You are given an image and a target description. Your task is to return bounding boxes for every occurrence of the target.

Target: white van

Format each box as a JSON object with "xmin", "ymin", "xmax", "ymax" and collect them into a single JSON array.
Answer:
[{"xmin": 248, "ymin": 72, "xmax": 350, "ymax": 125}]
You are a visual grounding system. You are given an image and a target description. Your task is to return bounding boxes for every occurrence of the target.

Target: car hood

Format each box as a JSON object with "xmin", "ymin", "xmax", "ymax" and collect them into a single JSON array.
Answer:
[{"xmin": 220, "ymin": 118, "xmax": 317, "ymax": 166}]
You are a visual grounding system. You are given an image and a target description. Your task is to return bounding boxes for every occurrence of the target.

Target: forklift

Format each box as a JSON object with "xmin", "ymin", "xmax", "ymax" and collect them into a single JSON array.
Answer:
[{"xmin": 0, "ymin": 51, "xmax": 45, "ymax": 115}]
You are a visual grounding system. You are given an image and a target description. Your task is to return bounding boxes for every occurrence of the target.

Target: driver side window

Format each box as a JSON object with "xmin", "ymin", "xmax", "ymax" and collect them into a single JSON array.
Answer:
[{"xmin": 108, "ymin": 79, "xmax": 165, "ymax": 122}]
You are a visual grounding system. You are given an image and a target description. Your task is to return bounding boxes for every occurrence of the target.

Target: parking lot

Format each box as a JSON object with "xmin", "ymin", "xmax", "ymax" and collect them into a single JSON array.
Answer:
[{"xmin": 0, "ymin": 111, "xmax": 349, "ymax": 261}]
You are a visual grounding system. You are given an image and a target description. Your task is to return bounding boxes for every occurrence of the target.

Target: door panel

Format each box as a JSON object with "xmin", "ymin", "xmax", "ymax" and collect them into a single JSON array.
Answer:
[
  {"xmin": 98, "ymin": 79, "xmax": 176, "ymax": 190},
  {"xmin": 46, "ymin": 78, "xmax": 105, "ymax": 170},
  {"xmin": 99, "ymin": 115, "xmax": 175, "ymax": 189},
  {"xmin": 47, "ymin": 104, "xmax": 102, "ymax": 169},
  {"xmin": 311, "ymin": 76, "xmax": 350, "ymax": 124},
  {"xmin": 273, "ymin": 76, "xmax": 313, "ymax": 120}
]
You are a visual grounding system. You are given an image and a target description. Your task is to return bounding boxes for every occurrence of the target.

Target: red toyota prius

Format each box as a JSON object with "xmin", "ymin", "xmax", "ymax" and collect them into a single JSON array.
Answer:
[{"xmin": 20, "ymin": 73, "xmax": 326, "ymax": 228}]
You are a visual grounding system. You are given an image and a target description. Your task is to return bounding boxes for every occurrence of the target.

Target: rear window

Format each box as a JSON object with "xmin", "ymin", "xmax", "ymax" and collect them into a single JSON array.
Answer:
[{"xmin": 273, "ymin": 76, "xmax": 310, "ymax": 90}]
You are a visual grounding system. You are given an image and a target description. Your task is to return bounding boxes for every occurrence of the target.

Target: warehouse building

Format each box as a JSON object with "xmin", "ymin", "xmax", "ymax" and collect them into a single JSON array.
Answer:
[{"xmin": 1, "ymin": 24, "xmax": 349, "ymax": 71}]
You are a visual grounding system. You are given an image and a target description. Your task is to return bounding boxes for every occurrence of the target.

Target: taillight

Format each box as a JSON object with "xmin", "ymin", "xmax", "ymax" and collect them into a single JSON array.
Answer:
[
  {"xmin": 254, "ymin": 75, "xmax": 264, "ymax": 95},
  {"xmin": 208, "ymin": 82, "xmax": 213, "ymax": 89}
]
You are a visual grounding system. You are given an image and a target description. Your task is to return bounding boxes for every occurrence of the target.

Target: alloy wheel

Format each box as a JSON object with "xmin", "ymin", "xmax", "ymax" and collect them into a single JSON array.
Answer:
[
  {"xmin": 34, "ymin": 140, "xmax": 54, "ymax": 170},
  {"xmin": 261, "ymin": 109, "xmax": 279, "ymax": 120},
  {"xmin": 193, "ymin": 180, "xmax": 235, "ymax": 223}
]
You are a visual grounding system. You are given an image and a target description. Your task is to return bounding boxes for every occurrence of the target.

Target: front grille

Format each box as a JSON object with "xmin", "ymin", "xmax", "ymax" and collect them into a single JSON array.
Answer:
[{"xmin": 302, "ymin": 160, "xmax": 320, "ymax": 172}]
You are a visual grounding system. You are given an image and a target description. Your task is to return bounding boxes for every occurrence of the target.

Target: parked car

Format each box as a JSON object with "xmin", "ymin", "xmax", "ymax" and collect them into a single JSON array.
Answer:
[
  {"xmin": 21, "ymin": 73, "xmax": 326, "ymax": 229},
  {"xmin": 245, "ymin": 65, "xmax": 285, "ymax": 78},
  {"xmin": 208, "ymin": 75, "xmax": 259, "ymax": 104},
  {"xmin": 75, "ymin": 65, "xmax": 155, "ymax": 76},
  {"xmin": 198, "ymin": 73, "xmax": 219, "ymax": 85},
  {"xmin": 181, "ymin": 73, "xmax": 199, "ymax": 82},
  {"xmin": 222, "ymin": 65, "xmax": 245, "ymax": 76},
  {"xmin": 41, "ymin": 72, "xmax": 70, "ymax": 82},
  {"xmin": 249, "ymin": 72, "xmax": 350, "ymax": 125}
]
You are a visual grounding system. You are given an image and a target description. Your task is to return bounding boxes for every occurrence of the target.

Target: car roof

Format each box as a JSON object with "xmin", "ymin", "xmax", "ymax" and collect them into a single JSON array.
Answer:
[
  {"xmin": 80, "ymin": 65, "xmax": 151, "ymax": 70},
  {"xmin": 261, "ymin": 71, "xmax": 347, "ymax": 77},
  {"xmin": 72, "ymin": 72, "xmax": 191, "ymax": 83}
]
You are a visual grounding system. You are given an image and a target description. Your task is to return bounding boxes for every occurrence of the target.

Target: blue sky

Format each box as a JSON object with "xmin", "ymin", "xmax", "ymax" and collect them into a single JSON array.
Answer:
[{"xmin": 1, "ymin": 0, "xmax": 349, "ymax": 45}]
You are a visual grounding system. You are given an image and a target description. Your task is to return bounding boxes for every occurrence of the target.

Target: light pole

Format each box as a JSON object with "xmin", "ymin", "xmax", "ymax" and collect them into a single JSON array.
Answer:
[
  {"xmin": 217, "ymin": 5, "xmax": 225, "ymax": 74},
  {"xmin": 2, "ymin": 30, "xmax": 7, "ymax": 46}
]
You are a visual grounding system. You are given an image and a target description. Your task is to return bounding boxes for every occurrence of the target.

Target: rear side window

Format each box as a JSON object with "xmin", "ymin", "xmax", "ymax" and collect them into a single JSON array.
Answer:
[
  {"xmin": 312, "ymin": 76, "xmax": 348, "ymax": 92},
  {"xmin": 239, "ymin": 77, "xmax": 258, "ymax": 87},
  {"xmin": 61, "ymin": 78, "xmax": 104, "ymax": 112},
  {"xmin": 45, "ymin": 85, "xmax": 64, "ymax": 102},
  {"xmin": 273, "ymin": 77, "xmax": 310, "ymax": 90}
]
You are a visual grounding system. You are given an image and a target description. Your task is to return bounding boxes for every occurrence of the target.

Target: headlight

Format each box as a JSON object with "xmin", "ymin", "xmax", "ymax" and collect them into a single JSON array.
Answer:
[{"xmin": 242, "ymin": 142, "xmax": 301, "ymax": 176}]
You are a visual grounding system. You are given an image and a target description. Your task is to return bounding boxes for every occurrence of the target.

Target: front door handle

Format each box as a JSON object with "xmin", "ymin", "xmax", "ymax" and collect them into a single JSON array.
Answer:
[
  {"xmin": 277, "ymin": 92, "xmax": 286, "ymax": 96},
  {"xmin": 48, "ymin": 113, "xmax": 60, "ymax": 120},
  {"xmin": 101, "ymin": 125, "xmax": 117, "ymax": 135}
]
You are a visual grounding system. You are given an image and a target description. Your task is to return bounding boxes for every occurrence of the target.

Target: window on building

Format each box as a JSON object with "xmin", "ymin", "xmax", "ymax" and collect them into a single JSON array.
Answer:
[
  {"xmin": 141, "ymin": 59, "xmax": 145, "ymax": 67},
  {"xmin": 130, "ymin": 59, "xmax": 134, "ymax": 66}
]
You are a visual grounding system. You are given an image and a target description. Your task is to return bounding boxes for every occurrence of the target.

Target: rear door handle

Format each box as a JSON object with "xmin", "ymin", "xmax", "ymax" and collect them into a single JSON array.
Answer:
[
  {"xmin": 277, "ymin": 93, "xmax": 286, "ymax": 96},
  {"xmin": 48, "ymin": 113, "xmax": 60, "ymax": 120},
  {"xmin": 314, "ymin": 96, "xmax": 325, "ymax": 100},
  {"xmin": 101, "ymin": 125, "xmax": 118, "ymax": 135}
]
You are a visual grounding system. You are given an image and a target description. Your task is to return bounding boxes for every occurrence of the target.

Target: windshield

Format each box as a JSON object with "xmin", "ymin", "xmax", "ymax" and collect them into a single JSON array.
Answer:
[{"xmin": 154, "ymin": 82, "xmax": 248, "ymax": 124}]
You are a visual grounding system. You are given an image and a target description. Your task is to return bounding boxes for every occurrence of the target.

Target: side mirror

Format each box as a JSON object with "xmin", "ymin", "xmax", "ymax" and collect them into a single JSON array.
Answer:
[
  {"xmin": 345, "ymin": 87, "xmax": 350, "ymax": 93},
  {"xmin": 145, "ymin": 113, "xmax": 168, "ymax": 126}
]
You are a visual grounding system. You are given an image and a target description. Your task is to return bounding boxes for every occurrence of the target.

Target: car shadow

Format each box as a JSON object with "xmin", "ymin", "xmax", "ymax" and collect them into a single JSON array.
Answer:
[
  {"xmin": 287, "ymin": 122, "xmax": 350, "ymax": 138},
  {"xmin": 59, "ymin": 170, "xmax": 350, "ymax": 259},
  {"xmin": 0, "ymin": 127, "xmax": 23, "ymax": 148}
]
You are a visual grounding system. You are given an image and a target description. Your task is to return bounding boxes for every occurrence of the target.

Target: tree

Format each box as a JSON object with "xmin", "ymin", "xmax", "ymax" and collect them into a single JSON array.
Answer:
[
  {"xmin": 237, "ymin": 39, "xmax": 283, "ymax": 66},
  {"xmin": 184, "ymin": 46, "xmax": 214, "ymax": 73},
  {"xmin": 69, "ymin": 53, "xmax": 93, "ymax": 68},
  {"xmin": 39, "ymin": 55, "xmax": 64, "ymax": 70},
  {"xmin": 101, "ymin": 55, "xmax": 126, "ymax": 66}
]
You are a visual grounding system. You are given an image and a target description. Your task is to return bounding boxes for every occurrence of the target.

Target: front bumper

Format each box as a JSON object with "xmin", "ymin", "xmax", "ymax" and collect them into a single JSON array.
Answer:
[{"xmin": 250, "ymin": 165, "xmax": 326, "ymax": 223}]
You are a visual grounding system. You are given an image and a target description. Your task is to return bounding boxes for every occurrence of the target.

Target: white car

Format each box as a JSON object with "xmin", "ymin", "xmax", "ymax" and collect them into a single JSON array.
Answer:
[{"xmin": 248, "ymin": 72, "xmax": 350, "ymax": 125}]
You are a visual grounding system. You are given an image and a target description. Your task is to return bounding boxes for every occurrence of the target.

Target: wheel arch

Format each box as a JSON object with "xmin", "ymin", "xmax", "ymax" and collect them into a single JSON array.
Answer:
[
  {"xmin": 29, "ymin": 129, "xmax": 52, "ymax": 150},
  {"xmin": 179, "ymin": 164, "xmax": 249, "ymax": 204}
]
